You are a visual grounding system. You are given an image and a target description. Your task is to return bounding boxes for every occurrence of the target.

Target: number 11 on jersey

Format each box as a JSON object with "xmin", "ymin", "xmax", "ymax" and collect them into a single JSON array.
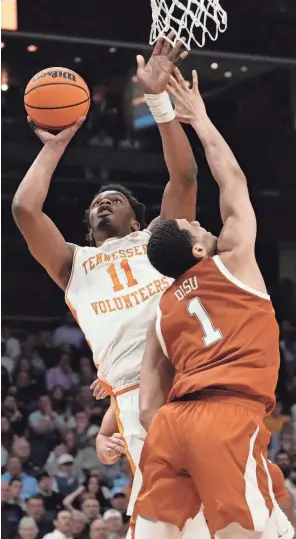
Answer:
[
  {"xmin": 107, "ymin": 259, "xmax": 138, "ymax": 292},
  {"xmin": 188, "ymin": 297, "xmax": 223, "ymax": 347}
]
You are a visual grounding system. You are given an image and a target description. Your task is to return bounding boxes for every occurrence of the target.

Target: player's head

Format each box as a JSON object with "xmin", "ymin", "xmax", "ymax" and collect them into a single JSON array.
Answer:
[
  {"xmin": 147, "ymin": 218, "xmax": 217, "ymax": 279},
  {"xmin": 85, "ymin": 184, "xmax": 146, "ymax": 245}
]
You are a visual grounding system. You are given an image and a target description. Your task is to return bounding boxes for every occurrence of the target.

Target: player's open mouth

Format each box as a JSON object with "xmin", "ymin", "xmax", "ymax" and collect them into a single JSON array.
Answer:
[{"xmin": 97, "ymin": 205, "xmax": 113, "ymax": 217}]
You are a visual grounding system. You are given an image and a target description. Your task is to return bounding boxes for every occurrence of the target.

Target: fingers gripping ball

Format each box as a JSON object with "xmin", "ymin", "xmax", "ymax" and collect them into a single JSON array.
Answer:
[{"xmin": 24, "ymin": 67, "xmax": 90, "ymax": 130}]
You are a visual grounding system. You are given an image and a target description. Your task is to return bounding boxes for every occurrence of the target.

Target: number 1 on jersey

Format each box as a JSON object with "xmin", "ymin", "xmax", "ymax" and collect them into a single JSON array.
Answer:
[
  {"xmin": 107, "ymin": 259, "xmax": 138, "ymax": 292},
  {"xmin": 188, "ymin": 297, "xmax": 223, "ymax": 347}
]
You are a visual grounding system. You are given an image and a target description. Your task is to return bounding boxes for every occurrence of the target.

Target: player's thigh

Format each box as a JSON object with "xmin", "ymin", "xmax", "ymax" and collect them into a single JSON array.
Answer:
[
  {"xmin": 135, "ymin": 404, "xmax": 200, "ymax": 530},
  {"xmin": 185, "ymin": 401, "xmax": 274, "ymax": 535}
]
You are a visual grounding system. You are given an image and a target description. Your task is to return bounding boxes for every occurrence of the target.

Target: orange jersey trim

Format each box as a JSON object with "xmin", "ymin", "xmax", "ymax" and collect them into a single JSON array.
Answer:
[{"xmin": 114, "ymin": 383, "xmax": 140, "ymax": 397}]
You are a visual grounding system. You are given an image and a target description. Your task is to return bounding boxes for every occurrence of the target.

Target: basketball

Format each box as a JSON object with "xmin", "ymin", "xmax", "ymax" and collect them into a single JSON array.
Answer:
[{"xmin": 24, "ymin": 67, "xmax": 90, "ymax": 130}]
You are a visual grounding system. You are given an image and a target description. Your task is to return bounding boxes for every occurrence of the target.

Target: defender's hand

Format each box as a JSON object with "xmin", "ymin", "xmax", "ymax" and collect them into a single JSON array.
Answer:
[
  {"xmin": 27, "ymin": 116, "xmax": 86, "ymax": 148},
  {"xmin": 167, "ymin": 68, "xmax": 206, "ymax": 124},
  {"xmin": 90, "ymin": 379, "xmax": 108, "ymax": 400},
  {"xmin": 136, "ymin": 32, "xmax": 188, "ymax": 95}
]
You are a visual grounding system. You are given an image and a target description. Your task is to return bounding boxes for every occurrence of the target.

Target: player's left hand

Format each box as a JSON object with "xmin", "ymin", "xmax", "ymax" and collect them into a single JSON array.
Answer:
[
  {"xmin": 90, "ymin": 379, "xmax": 109, "ymax": 400},
  {"xmin": 136, "ymin": 32, "xmax": 188, "ymax": 95}
]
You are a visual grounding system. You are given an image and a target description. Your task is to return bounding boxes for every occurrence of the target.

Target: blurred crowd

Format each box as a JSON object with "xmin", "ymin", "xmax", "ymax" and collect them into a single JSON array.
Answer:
[
  {"xmin": 1, "ymin": 313, "xmax": 133, "ymax": 539},
  {"xmin": 1, "ymin": 284, "xmax": 296, "ymax": 538}
]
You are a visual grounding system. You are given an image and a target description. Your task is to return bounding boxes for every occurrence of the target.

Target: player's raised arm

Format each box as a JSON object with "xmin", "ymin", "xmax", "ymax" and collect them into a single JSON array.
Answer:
[
  {"xmin": 168, "ymin": 68, "xmax": 256, "ymax": 258},
  {"xmin": 139, "ymin": 317, "xmax": 175, "ymax": 432},
  {"xmin": 136, "ymin": 36, "xmax": 197, "ymax": 224},
  {"xmin": 12, "ymin": 118, "xmax": 85, "ymax": 290}
]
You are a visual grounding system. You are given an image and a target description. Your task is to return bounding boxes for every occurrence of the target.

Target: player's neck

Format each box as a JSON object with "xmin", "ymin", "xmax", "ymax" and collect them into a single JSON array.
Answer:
[{"xmin": 94, "ymin": 230, "xmax": 129, "ymax": 247}]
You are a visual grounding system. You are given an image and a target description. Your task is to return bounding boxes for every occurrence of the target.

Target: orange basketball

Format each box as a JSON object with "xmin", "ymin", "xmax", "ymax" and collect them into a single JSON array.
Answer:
[{"xmin": 24, "ymin": 67, "xmax": 90, "ymax": 130}]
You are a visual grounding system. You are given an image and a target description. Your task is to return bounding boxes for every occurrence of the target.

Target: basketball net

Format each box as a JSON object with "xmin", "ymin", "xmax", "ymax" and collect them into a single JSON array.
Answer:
[{"xmin": 149, "ymin": 0, "xmax": 227, "ymax": 50}]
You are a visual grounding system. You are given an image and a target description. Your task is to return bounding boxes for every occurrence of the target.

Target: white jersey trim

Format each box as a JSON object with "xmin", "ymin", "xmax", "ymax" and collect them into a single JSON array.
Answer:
[
  {"xmin": 213, "ymin": 255, "xmax": 270, "ymax": 301},
  {"xmin": 155, "ymin": 306, "xmax": 168, "ymax": 357}
]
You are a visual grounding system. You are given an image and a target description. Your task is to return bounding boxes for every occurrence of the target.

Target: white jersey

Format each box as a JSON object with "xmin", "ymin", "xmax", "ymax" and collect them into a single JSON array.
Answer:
[{"xmin": 65, "ymin": 230, "xmax": 172, "ymax": 392}]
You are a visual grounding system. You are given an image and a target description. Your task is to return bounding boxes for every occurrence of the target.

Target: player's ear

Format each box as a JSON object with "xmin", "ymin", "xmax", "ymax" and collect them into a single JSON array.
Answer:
[
  {"xmin": 192, "ymin": 242, "xmax": 206, "ymax": 260},
  {"xmin": 131, "ymin": 219, "xmax": 140, "ymax": 232}
]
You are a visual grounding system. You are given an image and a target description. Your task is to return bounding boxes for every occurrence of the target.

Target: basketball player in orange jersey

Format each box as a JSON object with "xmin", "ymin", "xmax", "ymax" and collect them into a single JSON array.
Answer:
[
  {"xmin": 132, "ymin": 68, "xmax": 295, "ymax": 539},
  {"xmin": 12, "ymin": 37, "xmax": 198, "ymax": 527}
]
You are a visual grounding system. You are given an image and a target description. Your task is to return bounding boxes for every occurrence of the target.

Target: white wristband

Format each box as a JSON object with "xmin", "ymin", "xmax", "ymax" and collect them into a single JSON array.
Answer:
[{"xmin": 144, "ymin": 92, "xmax": 175, "ymax": 124}]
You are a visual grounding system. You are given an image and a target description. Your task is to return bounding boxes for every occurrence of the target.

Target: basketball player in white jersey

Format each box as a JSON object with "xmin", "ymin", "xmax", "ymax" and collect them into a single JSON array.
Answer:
[{"xmin": 12, "ymin": 36, "xmax": 198, "ymax": 521}]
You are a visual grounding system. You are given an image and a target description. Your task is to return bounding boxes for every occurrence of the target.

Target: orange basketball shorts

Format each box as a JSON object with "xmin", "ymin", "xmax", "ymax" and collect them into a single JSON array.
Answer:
[{"xmin": 134, "ymin": 394, "xmax": 276, "ymax": 536}]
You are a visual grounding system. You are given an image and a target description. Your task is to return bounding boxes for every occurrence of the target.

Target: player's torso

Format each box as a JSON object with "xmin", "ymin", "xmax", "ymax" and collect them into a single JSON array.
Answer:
[
  {"xmin": 66, "ymin": 230, "xmax": 172, "ymax": 391},
  {"xmin": 158, "ymin": 255, "xmax": 279, "ymax": 413}
]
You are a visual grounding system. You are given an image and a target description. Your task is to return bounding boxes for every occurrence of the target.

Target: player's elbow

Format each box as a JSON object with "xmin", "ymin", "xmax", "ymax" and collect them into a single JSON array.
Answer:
[
  {"xmin": 139, "ymin": 405, "xmax": 154, "ymax": 432},
  {"xmin": 12, "ymin": 197, "xmax": 35, "ymax": 223},
  {"xmin": 180, "ymin": 163, "xmax": 198, "ymax": 186}
]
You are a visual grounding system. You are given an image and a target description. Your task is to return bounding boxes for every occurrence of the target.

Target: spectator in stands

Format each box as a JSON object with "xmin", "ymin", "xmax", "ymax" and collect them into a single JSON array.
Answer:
[
  {"xmin": 1, "ymin": 416, "xmax": 14, "ymax": 468},
  {"xmin": 2, "ymin": 479, "xmax": 24, "ymax": 536},
  {"xmin": 63, "ymin": 474, "xmax": 111, "ymax": 514},
  {"xmin": 78, "ymin": 358, "xmax": 96, "ymax": 387},
  {"xmin": 110, "ymin": 490, "xmax": 128, "ymax": 520},
  {"xmin": 2, "ymin": 457, "xmax": 38, "ymax": 499},
  {"xmin": 26, "ymin": 496, "xmax": 52, "ymax": 538},
  {"xmin": 37, "ymin": 471, "xmax": 63, "ymax": 514},
  {"xmin": 112, "ymin": 457, "xmax": 132, "ymax": 492},
  {"xmin": 51, "ymin": 387, "xmax": 72, "ymax": 422},
  {"xmin": 14, "ymin": 372, "xmax": 40, "ymax": 409},
  {"xmin": 12, "ymin": 438, "xmax": 38, "ymax": 475},
  {"xmin": 36, "ymin": 330, "xmax": 55, "ymax": 368},
  {"xmin": 54, "ymin": 454, "xmax": 80, "ymax": 496},
  {"xmin": 102, "ymin": 509, "xmax": 125, "ymax": 538},
  {"xmin": 2, "ymin": 394, "xmax": 26, "ymax": 436},
  {"xmin": 285, "ymin": 459, "xmax": 296, "ymax": 504},
  {"xmin": 81, "ymin": 496, "xmax": 101, "ymax": 523},
  {"xmin": 45, "ymin": 442, "xmax": 68, "ymax": 476},
  {"xmin": 42, "ymin": 510, "xmax": 73, "ymax": 539},
  {"xmin": 8, "ymin": 477, "xmax": 26, "ymax": 511},
  {"xmin": 2, "ymin": 325, "xmax": 21, "ymax": 360},
  {"xmin": 275, "ymin": 449, "xmax": 291, "ymax": 478},
  {"xmin": 72, "ymin": 510, "xmax": 88, "ymax": 539},
  {"xmin": 68, "ymin": 408, "xmax": 90, "ymax": 450},
  {"xmin": 29, "ymin": 394, "xmax": 66, "ymax": 438},
  {"xmin": 2, "ymin": 364, "xmax": 10, "ymax": 401},
  {"xmin": 46, "ymin": 351, "xmax": 79, "ymax": 392},
  {"xmin": 89, "ymin": 519, "xmax": 108, "ymax": 539},
  {"xmin": 266, "ymin": 398, "xmax": 290, "ymax": 435},
  {"xmin": 21, "ymin": 334, "xmax": 45, "ymax": 375},
  {"xmin": 64, "ymin": 431, "xmax": 77, "ymax": 457},
  {"xmin": 2, "ymin": 341, "xmax": 15, "ymax": 378},
  {"xmin": 18, "ymin": 517, "xmax": 39, "ymax": 539},
  {"xmin": 52, "ymin": 312, "xmax": 84, "ymax": 349}
]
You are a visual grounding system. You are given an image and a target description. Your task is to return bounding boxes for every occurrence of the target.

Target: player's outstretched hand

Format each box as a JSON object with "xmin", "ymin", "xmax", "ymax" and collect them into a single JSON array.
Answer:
[
  {"xmin": 99, "ymin": 432, "xmax": 126, "ymax": 463},
  {"xmin": 136, "ymin": 31, "xmax": 188, "ymax": 95},
  {"xmin": 27, "ymin": 116, "xmax": 86, "ymax": 148},
  {"xmin": 90, "ymin": 379, "xmax": 109, "ymax": 400},
  {"xmin": 167, "ymin": 67, "xmax": 206, "ymax": 124}
]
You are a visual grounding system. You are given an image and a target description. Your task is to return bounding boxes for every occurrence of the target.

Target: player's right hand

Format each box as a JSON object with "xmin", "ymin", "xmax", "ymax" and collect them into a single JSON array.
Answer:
[
  {"xmin": 90, "ymin": 379, "xmax": 109, "ymax": 400},
  {"xmin": 27, "ymin": 115, "xmax": 86, "ymax": 147},
  {"xmin": 101, "ymin": 433, "xmax": 126, "ymax": 462}
]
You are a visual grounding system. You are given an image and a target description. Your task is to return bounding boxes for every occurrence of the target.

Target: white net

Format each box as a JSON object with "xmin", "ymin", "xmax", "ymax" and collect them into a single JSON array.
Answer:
[{"xmin": 149, "ymin": 0, "xmax": 227, "ymax": 50}]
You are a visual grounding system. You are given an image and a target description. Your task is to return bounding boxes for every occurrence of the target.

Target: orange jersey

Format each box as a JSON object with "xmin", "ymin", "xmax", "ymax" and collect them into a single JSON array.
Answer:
[{"xmin": 156, "ymin": 255, "xmax": 279, "ymax": 414}]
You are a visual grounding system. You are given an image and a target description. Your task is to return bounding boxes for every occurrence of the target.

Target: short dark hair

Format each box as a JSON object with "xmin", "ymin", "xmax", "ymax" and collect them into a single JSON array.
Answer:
[
  {"xmin": 84, "ymin": 184, "xmax": 146, "ymax": 245},
  {"xmin": 37, "ymin": 471, "xmax": 50, "ymax": 482},
  {"xmin": 9, "ymin": 476, "xmax": 22, "ymax": 485},
  {"xmin": 147, "ymin": 219, "xmax": 197, "ymax": 279},
  {"xmin": 27, "ymin": 495, "xmax": 44, "ymax": 504}
]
